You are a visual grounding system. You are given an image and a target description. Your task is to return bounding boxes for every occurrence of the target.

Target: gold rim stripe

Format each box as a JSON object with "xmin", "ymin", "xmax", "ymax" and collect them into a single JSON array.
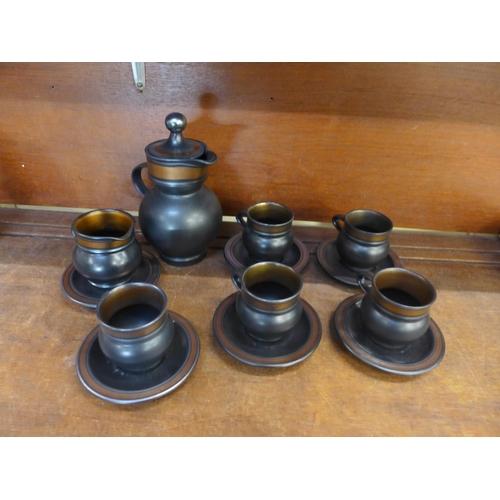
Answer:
[
  {"xmin": 147, "ymin": 160, "xmax": 207, "ymax": 181},
  {"xmin": 74, "ymin": 235, "xmax": 135, "ymax": 250}
]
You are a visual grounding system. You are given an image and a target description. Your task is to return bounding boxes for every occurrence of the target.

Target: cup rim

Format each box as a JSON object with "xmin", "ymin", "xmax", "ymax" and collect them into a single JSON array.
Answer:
[
  {"xmin": 371, "ymin": 268, "xmax": 437, "ymax": 315},
  {"xmin": 96, "ymin": 283, "xmax": 168, "ymax": 338},
  {"xmin": 240, "ymin": 261, "xmax": 303, "ymax": 309},
  {"xmin": 344, "ymin": 209, "xmax": 393, "ymax": 240},
  {"xmin": 72, "ymin": 208, "xmax": 136, "ymax": 250},
  {"xmin": 246, "ymin": 201, "xmax": 294, "ymax": 229}
]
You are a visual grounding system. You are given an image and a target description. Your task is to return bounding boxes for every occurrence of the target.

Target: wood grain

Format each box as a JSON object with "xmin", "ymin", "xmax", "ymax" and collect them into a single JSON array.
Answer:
[
  {"xmin": 0, "ymin": 208, "xmax": 499, "ymax": 436},
  {"xmin": 1, "ymin": 63, "xmax": 499, "ymax": 233}
]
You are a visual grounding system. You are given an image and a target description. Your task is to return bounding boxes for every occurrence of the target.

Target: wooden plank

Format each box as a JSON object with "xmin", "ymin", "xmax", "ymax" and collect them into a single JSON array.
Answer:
[{"xmin": 1, "ymin": 63, "xmax": 500, "ymax": 233}]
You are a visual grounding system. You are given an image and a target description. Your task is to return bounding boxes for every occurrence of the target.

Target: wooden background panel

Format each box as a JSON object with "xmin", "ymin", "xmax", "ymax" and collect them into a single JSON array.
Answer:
[{"xmin": 1, "ymin": 62, "xmax": 500, "ymax": 233}]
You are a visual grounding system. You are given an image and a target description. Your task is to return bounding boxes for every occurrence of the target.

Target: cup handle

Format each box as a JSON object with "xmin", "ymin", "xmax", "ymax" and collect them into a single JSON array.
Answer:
[
  {"xmin": 357, "ymin": 273, "xmax": 373, "ymax": 294},
  {"xmin": 235, "ymin": 210, "xmax": 248, "ymax": 228},
  {"xmin": 131, "ymin": 163, "xmax": 149, "ymax": 197},
  {"xmin": 231, "ymin": 272, "xmax": 243, "ymax": 290},
  {"xmin": 332, "ymin": 214, "xmax": 345, "ymax": 232}
]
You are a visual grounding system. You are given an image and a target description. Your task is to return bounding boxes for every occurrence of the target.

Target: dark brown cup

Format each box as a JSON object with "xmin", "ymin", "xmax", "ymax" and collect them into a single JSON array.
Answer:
[
  {"xmin": 232, "ymin": 262, "xmax": 303, "ymax": 342},
  {"xmin": 358, "ymin": 268, "xmax": 437, "ymax": 349},
  {"xmin": 96, "ymin": 283, "xmax": 175, "ymax": 372},
  {"xmin": 333, "ymin": 209, "xmax": 393, "ymax": 271},
  {"xmin": 236, "ymin": 202, "xmax": 294, "ymax": 262}
]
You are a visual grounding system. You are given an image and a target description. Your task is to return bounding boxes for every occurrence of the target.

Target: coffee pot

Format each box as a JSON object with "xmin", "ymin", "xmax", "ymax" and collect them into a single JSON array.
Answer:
[{"xmin": 132, "ymin": 112, "xmax": 222, "ymax": 266}]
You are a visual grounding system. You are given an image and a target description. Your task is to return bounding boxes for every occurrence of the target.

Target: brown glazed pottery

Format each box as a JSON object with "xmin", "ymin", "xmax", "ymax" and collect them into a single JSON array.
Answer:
[
  {"xmin": 236, "ymin": 202, "xmax": 294, "ymax": 262},
  {"xmin": 232, "ymin": 262, "xmax": 303, "ymax": 342},
  {"xmin": 96, "ymin": 283, "xmax": 175, "ymax": 372},
  {"xmin": 333, "ymin": 209, "xmax": 393, "ymax": 271},
  {"xmin": 358, "ymin": 268, "xmax": 437, "ymax": 349},
  {"xmin": 71, "ymin": 209, "xmax": 142, "ymax": 288},
  {"xmin": 132, "ymin": 112, "xmax": 222, "ymax": 266}
]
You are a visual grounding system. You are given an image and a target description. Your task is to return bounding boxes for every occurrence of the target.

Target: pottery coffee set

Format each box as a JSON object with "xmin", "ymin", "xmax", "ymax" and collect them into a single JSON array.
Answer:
[{"xmin": 61, "ymin": 112, "xmax": 446, "ymax": 405}]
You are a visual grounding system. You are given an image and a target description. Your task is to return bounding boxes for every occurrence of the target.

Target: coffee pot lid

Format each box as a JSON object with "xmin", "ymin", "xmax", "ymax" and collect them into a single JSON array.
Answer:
[{"xmin": 145, "ymin": 112, "xmax": 209, "ymax": 165}]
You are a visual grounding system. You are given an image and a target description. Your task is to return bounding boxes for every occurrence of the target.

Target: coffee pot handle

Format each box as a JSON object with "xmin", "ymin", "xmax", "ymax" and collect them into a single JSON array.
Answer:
[
  {"xmin": 235, "ymin": 211, "xmax": 248, "ymax": 228},
  {"xmin": 131, "ymin": 163, "xmax": 150, "ymax": 197},
  {"xmin": 332, "ymin": 214, "xmax": 345, "ymax": 232}
]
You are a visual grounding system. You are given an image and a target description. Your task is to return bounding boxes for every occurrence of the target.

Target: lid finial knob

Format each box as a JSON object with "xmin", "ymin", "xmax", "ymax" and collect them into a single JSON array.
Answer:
[
  {"xmin": 164, "ymin": 112, "xmax": 190, "ymax": 152},
  {"xmin": 165, "ymin": 112, "xmax": 187, "ymax": 133}
]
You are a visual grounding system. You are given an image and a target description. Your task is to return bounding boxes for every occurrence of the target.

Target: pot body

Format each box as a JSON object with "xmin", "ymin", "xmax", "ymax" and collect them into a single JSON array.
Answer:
[
  {"xmin": 131, "ymin": 113, "xmax": 222, "ymax": 266},
  {"xmin": 72, "ymin": 209, "xmax": 142, "ymax": 288},
  {"xmin": 137, "ymin": 179, "xmax": 222, "ymax": 266},
  {"xmin": 132, "ymin": 163, "xmax": 222, "ymax": 266}
]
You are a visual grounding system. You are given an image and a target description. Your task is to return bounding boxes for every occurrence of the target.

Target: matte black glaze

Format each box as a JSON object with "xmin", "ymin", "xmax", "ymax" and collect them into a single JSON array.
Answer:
[
  {"xmin": 61, "ymin": 251, "xmax": 161, "ymax": 308},
  {"xmin": 213, "ymin": 293, "xmax": 322, "ymax": 368},
  {"xmin": 96, "ymin": 283, "xmax": 174, "ymax": 372},
  {"xmin": 236, "ymin": 295, "xmax": 303, "ymax": 342},
  {"xmin": 223, "ymin": 233, "xmax": 309, "ymax": 273},
  {"xmin": 332, "ymin": 209, "xmax": 393, "ymax": 271},
  {"xmin": 136, "ymin": 179, "xmax": 222, "ymax": 266},
  {"xmin": 334, "ymin": 294, "xmax": 445, "ymax": 375},
  {"xmin": 358, "ymin": 268, "xmax": 437, "ymax": 348},
  {"xmin": 131, "ymin": 113, "xmax": 222, "ymax": 266},
  {"xmin": 316, "ymin": 238, "xmax": 402, "ymax": 287},
  {"xmin": 233, "ymin": 262, "xmax": 303, "ymax": 342},
  {"xmin": 71, "ymin": 209, "xmax": 142, "ymax": 288},
  {"xmin": 72, "ymin": 243, "xmax": 142, "ymax": 287},
  {"xmin": 236, "ymin": 202, "xmax": 294, "ymax": 262},
  {"xmin": 77, "ymin": 310, "xmax": 200, "ymax": 404}
]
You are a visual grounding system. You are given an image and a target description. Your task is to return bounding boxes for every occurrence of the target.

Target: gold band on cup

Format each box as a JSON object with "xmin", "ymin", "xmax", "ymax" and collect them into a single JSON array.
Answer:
[
  {"xmin": 72, "ymin": 209, "xmax": 136, "ymax": 250},
  {"xmin": 96, "ymin": 283, "xmax": 168, "ymax": 339}
]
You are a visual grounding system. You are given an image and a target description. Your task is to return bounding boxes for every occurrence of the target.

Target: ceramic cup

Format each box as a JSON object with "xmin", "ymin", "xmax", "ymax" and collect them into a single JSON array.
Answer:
[
  {"xmin": 72, "ymin": 209, "xmax": 142, "ymax": 288},
  {"xmin": 357, "ymin": 268, "xmax": 437, "ymax": 349},
  {"xmin": 332, "ymin": 209, "xmax": 393, "ymax": 271},
  {"xmin": 96, "ymin": 283, "xmax": 175, "ymax": 372},
  {"xmin": 236, "ymin": 202, "xmax": 294, "ymax": 262},
  {"xmin": 232, "ymin": 262, "xmax": 303, "ymax": 342}
]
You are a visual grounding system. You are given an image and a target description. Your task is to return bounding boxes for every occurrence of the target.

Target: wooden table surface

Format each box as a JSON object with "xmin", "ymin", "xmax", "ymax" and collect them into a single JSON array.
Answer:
[{"xmin": 1, "ymin": 208, "xmax": 499, "ymax": 436}]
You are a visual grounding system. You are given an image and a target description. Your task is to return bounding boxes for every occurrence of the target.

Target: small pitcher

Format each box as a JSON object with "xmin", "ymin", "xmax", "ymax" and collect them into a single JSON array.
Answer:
[{"xmin": 72, "ymin": 209, "xmax": 142, "ymax": 288}]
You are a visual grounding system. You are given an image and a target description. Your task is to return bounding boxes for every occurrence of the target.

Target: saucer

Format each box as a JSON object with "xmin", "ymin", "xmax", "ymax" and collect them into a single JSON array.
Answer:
[
  {"xmin": 213, "ymin": 292, "xmax": 322, "ymax": 368},
  {"xmin": 76, "ymin": 310, "xmax": 200, "ymax": 404},
  {"xmin": 61, "ymin": 251, "xmax": 162, "ymax": 308},
  {"xmin": 334, "ymin": 294, "xmax": 445, "ymax": 376},
  {"xmin": 317, "ymin": 238, "xmax": 403, "ymax": 286},
  {"xmin": 223, "ymin": 233, "xmax": 309, "ymax": 273}
]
